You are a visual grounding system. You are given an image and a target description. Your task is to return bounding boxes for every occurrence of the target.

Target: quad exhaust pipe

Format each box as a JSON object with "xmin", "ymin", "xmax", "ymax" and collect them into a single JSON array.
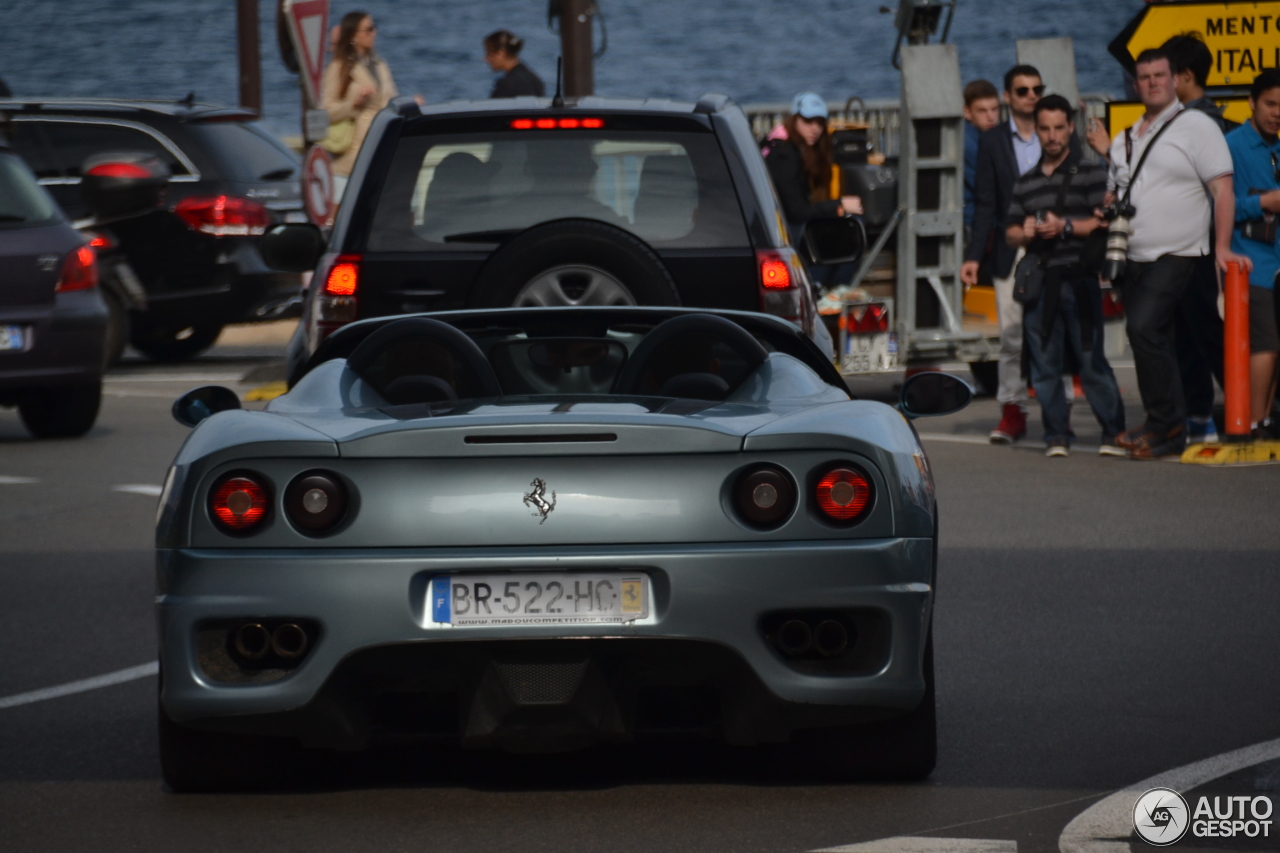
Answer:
[
  {"xmin": 232, "ymin": 621, "xmax": 310, "ymax": 662},
  {"xmin": 775, "ymin": 618, "xmax": 850, "ymax": 658}
]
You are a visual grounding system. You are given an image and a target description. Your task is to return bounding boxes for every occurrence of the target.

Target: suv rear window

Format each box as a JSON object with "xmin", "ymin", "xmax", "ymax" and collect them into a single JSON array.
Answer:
[
  {"xmin": 367, "ymin": 129, "xmax": 749, "ymax": 252},
  {"xmin": 184, "ymin": 122, "xmax": 300, "ymax": 182},
  {"xmin": 0, "ymin": 152, "xmax": 58, "ymax": 229},
  {"xmin": 35, "ymin": 119, "xmax": 191, "ymax": 178}
]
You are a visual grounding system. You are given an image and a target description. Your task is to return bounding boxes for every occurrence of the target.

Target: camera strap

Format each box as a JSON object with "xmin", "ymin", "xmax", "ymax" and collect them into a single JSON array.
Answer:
[{"xmin": 1121, "ymin": 108, "xmax": 1185, "ymax": 207}]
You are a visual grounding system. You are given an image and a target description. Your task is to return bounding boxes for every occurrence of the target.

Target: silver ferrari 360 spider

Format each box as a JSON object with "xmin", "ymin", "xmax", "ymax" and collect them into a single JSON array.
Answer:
[{"xmin": 156, "ymin": 307, "xmax": 970, "ymax": 790}]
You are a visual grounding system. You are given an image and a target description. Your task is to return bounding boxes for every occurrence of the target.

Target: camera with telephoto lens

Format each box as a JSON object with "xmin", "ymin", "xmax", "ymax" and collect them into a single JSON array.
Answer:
[{"xmin": 1100, "ymin": 200, "xmax": 1136, "ymax": 282}]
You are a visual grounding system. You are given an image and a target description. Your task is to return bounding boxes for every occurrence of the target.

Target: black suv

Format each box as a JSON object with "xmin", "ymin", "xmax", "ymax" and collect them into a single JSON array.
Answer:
[
  {"xmin": 278, "ymin": 95, "xmax": 855, "ymax": 379},
  {"xmin": 2, "ymin": 98, "xmax": 306, "ymax": 361}
]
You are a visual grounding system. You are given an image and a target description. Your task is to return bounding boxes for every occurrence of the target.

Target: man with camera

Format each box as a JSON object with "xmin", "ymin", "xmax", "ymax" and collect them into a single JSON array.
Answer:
[
  {"xmin": 1227, "ymin": 69, "xmax": 1280, "ymax": 435},
  {"xmin": 1006, "ymin": 95, "xmax": 1125, "ymax": 457},
  {"xmin": 1106, "ymin": 48, "xmax": 1252, "ymax": 459}
]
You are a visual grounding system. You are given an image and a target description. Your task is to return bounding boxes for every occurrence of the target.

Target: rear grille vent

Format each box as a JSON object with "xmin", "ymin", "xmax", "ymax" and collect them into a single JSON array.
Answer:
[
  {"xmin": 464, "ymin": 433, "xmax": 617, "ymax": 445},
  {"xmin": 495, "ymin": 660, "xmax": 588, "ymax": 705}
]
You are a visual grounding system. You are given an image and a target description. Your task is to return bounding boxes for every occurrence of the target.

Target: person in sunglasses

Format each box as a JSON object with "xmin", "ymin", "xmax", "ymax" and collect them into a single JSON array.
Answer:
[
  {"xmin": 1227, "ymin": 69, "xmax": 1280, "ymax": 436},
  {"xmin": 962, "ymin": 64, "xmax": 1045, "ymax": 445}
]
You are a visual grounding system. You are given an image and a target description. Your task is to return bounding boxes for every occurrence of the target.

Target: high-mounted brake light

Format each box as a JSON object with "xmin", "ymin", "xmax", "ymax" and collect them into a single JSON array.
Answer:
[
  {"xmin": 814, "ymin": 466, "xmax": 873, "ymax": 523},
  {"xmin": 209, "ymin": 473, "xmax": 270, "ymax": 534},
  {"xmin": 173, "ymin": 195, "xmax": 270, "ymax": 237},
  {"xmin": 56, "ymin": 245, "xmax": 99, "ymax": 293},
  {"xmin": 510, "ymin": 117, "xmax": 604, "ymax": 130},
  {"xmin": 84, "ymin": 161, "xmax": 152, "ymax": 179}
]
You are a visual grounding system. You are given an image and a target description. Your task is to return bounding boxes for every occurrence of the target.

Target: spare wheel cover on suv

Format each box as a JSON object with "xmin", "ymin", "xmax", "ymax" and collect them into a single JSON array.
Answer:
[{"xmin": 467, "ymin": 219, "xmax": 680, "ymax": 308}]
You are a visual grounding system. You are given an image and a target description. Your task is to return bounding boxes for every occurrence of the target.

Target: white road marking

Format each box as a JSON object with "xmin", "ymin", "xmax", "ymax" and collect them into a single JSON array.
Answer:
[
  {"xmin": 815, "ymin": 838, "xmax": 1016, "ymax": 852},
  {"xmin": 0, "ymin": 661, "xmax": 158, "ymax": 710},
  {"xmin": 0, "ymin": 475, "xmax": 39, "ymax": 484},
  {"xmin": 112, "ymin": 484, "xmax": 163, "ymax": 497},
  {"xmin": 1058, "ymin": 735, "xmax": 1280, "ymax": 853}
]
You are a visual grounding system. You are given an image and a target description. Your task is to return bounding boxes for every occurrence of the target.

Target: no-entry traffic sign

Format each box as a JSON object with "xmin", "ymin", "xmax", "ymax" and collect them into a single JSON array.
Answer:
[
  {"xmin": 284, "ymin": 0, "xmax": 329, "ymax": 107},
  {"xmin": 303, "ymin": 145, "xmax": 334, "ymax": 226},
  {"xmin": 1110, "ymin": 1, "xmax": 1280, "ymax": 88}
]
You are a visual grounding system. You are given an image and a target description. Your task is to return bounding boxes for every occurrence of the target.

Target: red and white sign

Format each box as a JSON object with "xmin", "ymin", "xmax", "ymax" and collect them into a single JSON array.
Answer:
[
  {"xmin": 303, "ymin": 145, "xmax": 334, "ymax": 226},
  {"xmin": 284, "ymin": 0, "xmax": 329, "ymax": 108}
]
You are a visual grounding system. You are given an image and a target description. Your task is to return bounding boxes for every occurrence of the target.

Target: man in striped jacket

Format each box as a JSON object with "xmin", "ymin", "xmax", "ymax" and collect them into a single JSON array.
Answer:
[{"xmin": 1006, "ymin": 95, "xmax": 1126, "ymax": 458}]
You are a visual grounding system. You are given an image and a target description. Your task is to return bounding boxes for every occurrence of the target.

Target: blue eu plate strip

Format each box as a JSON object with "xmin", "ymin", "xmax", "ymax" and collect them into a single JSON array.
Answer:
[{"xmin": 432, "ymin": 576, "xmax": 451, "ymax": 624}]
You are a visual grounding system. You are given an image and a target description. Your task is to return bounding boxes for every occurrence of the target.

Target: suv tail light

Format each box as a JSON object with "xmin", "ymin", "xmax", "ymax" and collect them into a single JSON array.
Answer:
[
  {"xmin": 56, "ymin": 245, "xmax": 99, "ymax": 293},
  {"xmin": 173, "ymin": 195, "xmax": 270, "ymax": 237},
  {"xmin": 209, "ymin": 473, "xmax": 271, "ymax": 534},
  {"xmin": 757, "ymin": 248, "xmax": 810, "ymax": 329},
  {"xmin": 310, "ymin": 253, "xmax": 362, "ymax": 344},
  {"xmin": 814, "ymin": 465, "xmax": 873, "ymax": 524}
]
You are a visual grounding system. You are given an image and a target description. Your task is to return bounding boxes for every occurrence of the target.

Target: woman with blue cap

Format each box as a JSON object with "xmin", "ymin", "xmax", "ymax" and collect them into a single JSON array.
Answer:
[{"xmin": 763, "ymin": 92, "xmax": 862, "ymax": 245}]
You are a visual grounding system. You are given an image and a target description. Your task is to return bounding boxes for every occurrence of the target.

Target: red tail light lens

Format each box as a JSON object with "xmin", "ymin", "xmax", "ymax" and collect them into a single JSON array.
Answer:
[
  {"xmin": 56, "ymin": 245, "xmax": 99, "ymax": 293},
  {"xmin": 84, "ymin": 161, "xmax": 152, "ymax": 179},
  {"xmin": 758, "ymin": 249, "xmax": 806, "ymax": 326},
  {"xmin": 173, "ymin": 195, "xmax": 270, "ymax": 237},
  {"xmin": 814, "ymin": 466, "xmax": 873, "ymax": 523},
  {"xmin": 846, "ymin": 302, "xmax": 889, "ymax": 334},
  {"xmin": 209, "ymin": 473, "xmax": 271, "ymax": 534},
  {"xmin": 758, "ymin": 251, "xmax": 792, "ymax": 290},
  {"xmin": 85, "ymin": 231, "xmax": 115, "ymax": 251},
  {"xmin": 311, "ymin": 253, "xmax": 362, "ymax": 344}
]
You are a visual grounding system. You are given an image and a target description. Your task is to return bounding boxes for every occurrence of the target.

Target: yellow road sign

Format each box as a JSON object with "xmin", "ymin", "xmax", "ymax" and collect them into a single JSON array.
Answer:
[
  {"xmin": 1104, "ymin": 98, "xmax": 1252, "ymax": 139},
  {"xmin": 1114, "ymin": 1, "xmax": 1280, "ymax": 87}
]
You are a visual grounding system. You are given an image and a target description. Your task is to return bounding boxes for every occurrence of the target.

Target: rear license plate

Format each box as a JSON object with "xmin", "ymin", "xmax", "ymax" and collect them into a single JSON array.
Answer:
[
  {"xmin": 431, "ymin": 573, "xmax": 649, "ymax": 626},
  {"xmin": 0, "ymin": 325, "xmax": 27, "ymax": 351},
  {"xmin": 283, "ymin": 210, "xmax": 309, "ymax": 223},
  {"xmin": 841, "ymin": 332, "xmax": 895, "ymax": 374}
]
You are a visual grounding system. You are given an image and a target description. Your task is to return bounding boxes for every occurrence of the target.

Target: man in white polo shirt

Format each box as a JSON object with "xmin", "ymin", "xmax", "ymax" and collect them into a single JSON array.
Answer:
[{"xmin": 1108, "ymin": 47, "xmax": 1253, "ymax": 458}]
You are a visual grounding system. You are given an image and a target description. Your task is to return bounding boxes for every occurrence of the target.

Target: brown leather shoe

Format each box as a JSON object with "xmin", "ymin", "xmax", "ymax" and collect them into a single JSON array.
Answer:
[
  {"xmin": 1115, "ymin": 428, "xmax": 1147, "ymax": 450},
  {"xmin": 1128, "ymin": 426, "xmax": 1187, "ymax": 460}
]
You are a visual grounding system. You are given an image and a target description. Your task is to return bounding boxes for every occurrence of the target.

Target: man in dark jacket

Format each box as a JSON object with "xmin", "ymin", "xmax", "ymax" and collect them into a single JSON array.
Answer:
[{"xmin": 960, "ymin": 64, "xmax": 1043, "ymax": 444}]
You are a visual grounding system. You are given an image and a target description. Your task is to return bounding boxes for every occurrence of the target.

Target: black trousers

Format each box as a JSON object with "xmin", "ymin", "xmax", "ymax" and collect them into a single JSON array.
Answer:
[
  {"xmin": 1123, "ymin": 254, "xmax": 1200, "ymax": 434},
  {"xmin": 1175, "ymin": 254, "xmax": 1224, "ymax": 419}
]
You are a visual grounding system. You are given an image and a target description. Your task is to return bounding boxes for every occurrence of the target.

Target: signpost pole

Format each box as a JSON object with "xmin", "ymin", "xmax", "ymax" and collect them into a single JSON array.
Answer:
[
  {"xmin": 557, "ymin": 0, "xmax": 595, "ymax": 97},
  {"xmin": 281, "ymin": 0, "xmax": 334, "ymax": 226},
  {"xmin": 236, "ymin": 0, "xmax": 262, "ymax": 114}
]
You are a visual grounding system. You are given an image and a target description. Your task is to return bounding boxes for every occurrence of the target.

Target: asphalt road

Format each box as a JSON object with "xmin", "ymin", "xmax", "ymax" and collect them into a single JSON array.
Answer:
[{"xmin": 1, "ymin": 341, "xmax": 1278, "ymax": 853}]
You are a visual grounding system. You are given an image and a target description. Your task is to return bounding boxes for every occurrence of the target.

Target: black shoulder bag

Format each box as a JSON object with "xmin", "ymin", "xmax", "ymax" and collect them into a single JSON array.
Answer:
[{"xmin": 1013, "ymin": 166, "xmax": 1075, "ymax": 305}]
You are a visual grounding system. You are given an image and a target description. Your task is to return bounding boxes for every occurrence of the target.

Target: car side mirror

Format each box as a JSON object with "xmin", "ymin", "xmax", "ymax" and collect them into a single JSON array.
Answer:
[
  {"xmin": 801, "ymin": 216, "xmax": 866, "ymax": 266},
  {"xmin": 79, "ymin": 151, "xmax": 170, "ymax": 220},
  {"xmin": 260, "ymin": 223, "xmax": 327, "ymax": 273},
  {"xmin": 898, "ymin": 372, "xmax": 972, "ymax": 419},
  {"xmin": 173, "ymin": 385, "xmax": 241, "ymax": 427}
]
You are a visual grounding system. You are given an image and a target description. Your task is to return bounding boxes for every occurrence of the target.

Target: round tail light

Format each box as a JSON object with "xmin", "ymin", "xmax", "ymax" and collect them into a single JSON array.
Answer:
[
  {"xmin": 733, "ymin": 465, "xmax": 796, "ymax": 528},
  {"xmin": 814, "ymin": 466, "xmax": 873, "ymax": 523},
  {"xmin": 284, "ymin": 471, "xmax": 349, "ymax": 534},
  {"xmin": 209, "ymin": 474, "xmax": 270, "ymax": 534}
]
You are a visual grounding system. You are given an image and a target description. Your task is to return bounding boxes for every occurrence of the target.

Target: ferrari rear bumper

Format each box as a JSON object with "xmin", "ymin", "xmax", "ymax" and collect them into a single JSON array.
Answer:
[{"xmin": 157, "ymin": 537, "xmax": 933, "ymax": 745}]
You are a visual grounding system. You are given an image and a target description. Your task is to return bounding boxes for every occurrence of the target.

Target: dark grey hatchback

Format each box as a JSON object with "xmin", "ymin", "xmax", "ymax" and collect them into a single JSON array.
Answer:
[{"xmin": 0, "ymin": 142, "xmax": 106, "ymax": 437}]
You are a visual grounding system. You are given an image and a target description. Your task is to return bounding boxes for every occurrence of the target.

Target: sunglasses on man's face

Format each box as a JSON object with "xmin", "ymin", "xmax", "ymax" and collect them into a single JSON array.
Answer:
[{"xmin": 1013, "ymin": 85, "xmax": 1046, "ymax": 98}]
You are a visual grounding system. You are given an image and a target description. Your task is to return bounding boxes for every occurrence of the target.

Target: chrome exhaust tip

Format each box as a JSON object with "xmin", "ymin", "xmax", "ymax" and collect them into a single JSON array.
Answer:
[
  {"xmin": 777, "ymin": 619, "xmax": 813, "ymax": 656},
  {"xmin": 813, "ymin": 620, "xmax": 848, "ymax": 657},
  {"xmin": 271, "ymin": 623, "xmax": 309, "ymax": 660},
  {"xmin": 233, "ymin": 623, "xmax": 271, "ymax": 660}
]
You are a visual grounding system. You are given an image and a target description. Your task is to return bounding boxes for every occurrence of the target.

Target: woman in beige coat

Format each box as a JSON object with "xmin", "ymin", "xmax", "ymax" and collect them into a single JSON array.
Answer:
[{"xmin": 323, "ymin": 10, "xmax": 398, "ymax": 196}]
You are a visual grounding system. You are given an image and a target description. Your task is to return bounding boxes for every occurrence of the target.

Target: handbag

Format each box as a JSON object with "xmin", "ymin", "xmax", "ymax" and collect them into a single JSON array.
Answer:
[{"xmin": 320, "ymin": 116, "xmax": 355, "ymax": 156}]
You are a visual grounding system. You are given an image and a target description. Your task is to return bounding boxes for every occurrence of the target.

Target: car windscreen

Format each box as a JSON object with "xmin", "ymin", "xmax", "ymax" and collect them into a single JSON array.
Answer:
[
  {"xmin": 366, "ymin": 129, "xmax": 749, "ymax": 252},
  {"xmin": 0, "ymin": 152, "xmax": 59, "ymax": 229},
  {"xmin": 184, "ymin": 122, "xmax": 300, "ymax": 182}
]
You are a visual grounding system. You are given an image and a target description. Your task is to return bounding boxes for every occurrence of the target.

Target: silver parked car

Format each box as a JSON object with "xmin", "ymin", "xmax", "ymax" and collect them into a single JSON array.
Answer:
[{"xmin": 156, "ymin": 307, "xmax": 969, "ymax": 790}]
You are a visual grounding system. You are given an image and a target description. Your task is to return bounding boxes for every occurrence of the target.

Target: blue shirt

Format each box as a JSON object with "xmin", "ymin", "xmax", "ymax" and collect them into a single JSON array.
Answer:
[
  {"xmin": 964, "ymin": 121, "xmax": 980, "ymax": 228},
  {"xmin": 1227, "ymin": 120, "xmax": 1280, "ymax": 289},
  {"xmin": 1009, "ymin": 117, "xmax": 1041, "ymax": 177}
]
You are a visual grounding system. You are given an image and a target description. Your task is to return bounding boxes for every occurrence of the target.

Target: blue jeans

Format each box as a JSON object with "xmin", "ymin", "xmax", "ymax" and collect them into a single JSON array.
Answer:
[{"xmin": 1024, "ymin": 274, "xmax": 1126, "ymax": 443}]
